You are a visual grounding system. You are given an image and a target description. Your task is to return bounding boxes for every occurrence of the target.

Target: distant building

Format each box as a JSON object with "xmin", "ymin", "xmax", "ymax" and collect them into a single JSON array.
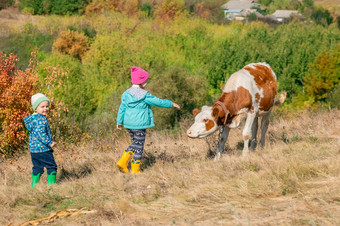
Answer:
[
  {"xmin": 271, "ymin": 10, "xmax": 302, "ymax": 22},
  {"xmin": 220, "ymin": 0, "xmax": 260, "ymax": 20}
]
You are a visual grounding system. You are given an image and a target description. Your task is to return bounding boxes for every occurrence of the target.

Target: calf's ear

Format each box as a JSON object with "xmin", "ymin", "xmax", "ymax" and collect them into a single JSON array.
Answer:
[{"xmin": 192, "ymin": 108, "xmax": 201, "ymax": 117}]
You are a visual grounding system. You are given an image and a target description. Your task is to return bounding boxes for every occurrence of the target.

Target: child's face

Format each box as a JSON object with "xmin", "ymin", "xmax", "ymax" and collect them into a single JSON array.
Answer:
[
  {"xmin": 141, "ymin": 80, "xmax": 148, "ymax": 88},
  {"xmin": 35, "ymin": 101, "xmax": 50, "ymax": 115}
]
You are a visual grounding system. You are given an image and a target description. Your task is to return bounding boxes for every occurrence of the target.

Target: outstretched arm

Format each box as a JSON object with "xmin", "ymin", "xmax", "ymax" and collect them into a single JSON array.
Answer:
[{"xmin": 144, "ymin": 93, "xmax": 173, "ymax": 108}]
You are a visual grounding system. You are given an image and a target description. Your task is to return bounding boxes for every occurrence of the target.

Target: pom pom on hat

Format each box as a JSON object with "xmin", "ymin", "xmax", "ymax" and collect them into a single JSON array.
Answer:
[
  {"xmin": 31, "ymin": 93, "xmax": 50, "ymax": 111},
  {"xmin": 130, "ymin": 67, "xmax": 149, "ymax": 85}
]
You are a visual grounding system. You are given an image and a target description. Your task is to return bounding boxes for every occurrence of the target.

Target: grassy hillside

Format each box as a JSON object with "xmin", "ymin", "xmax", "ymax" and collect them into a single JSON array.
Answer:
[{"xmin": 1, "ymin": 109, "xmax": 339, "ymax": 225}]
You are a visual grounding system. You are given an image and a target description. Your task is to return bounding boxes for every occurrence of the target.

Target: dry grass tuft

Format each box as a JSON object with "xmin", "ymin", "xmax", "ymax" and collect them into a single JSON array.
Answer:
[{"xmin": 1, "ymin": 110, "xmax": 339, "ymax": 225}]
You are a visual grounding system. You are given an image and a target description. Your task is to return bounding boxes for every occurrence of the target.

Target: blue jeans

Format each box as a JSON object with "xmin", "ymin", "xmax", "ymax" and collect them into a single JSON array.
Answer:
[{"xmin": 31, "ymin": 151, "xmax": 57, "ymax": 175}]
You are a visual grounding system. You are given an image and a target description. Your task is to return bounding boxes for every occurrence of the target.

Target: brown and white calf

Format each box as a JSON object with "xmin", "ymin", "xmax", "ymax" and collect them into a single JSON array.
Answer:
[{"xmin": 186, "ymin": 62, "xmax": 286, "ymax": 159}]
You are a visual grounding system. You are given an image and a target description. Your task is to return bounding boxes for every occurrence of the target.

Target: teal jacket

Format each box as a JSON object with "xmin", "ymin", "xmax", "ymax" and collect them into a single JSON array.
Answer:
[{"xmin": 117, "ymin": 86, "xmax": 173, "ymax": 129}]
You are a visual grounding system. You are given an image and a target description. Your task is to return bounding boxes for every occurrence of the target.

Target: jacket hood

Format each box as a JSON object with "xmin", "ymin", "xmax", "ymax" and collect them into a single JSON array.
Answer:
[{"xmin": 126, "ymin": 87, "xmax": 148, "ymax": 108}]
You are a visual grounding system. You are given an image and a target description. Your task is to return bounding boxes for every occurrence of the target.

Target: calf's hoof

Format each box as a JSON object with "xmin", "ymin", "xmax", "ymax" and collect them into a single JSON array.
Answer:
[{"xmin": 214, "ymin": 152, "xmax": 221, "ymax": 161}]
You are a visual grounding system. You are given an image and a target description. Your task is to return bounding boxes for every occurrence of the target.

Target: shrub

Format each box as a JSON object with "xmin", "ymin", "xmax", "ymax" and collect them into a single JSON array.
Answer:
[
  {"xmin": 140, "ymin": 2, "xmax": 152, "ymax": 17},
  {"xmin": 148, "ymin": 65, "xmax": 209, "ymax": 129},
  {"xmin": 52, "ymin": 29, "xmax": 89, "ymax": 59},
  {"xmin": 311, "ymin": 8, "xmax": 333, "ymax": 26},
  {"xmin": 0, "ymin": 52, "xmax": 37, "ymax": 155},
  {"xmin": 0, "ymin": 0, "xmax": 14, "ymax": 10},
  {"xmin": 85, "ymin": 0, "xmax": 138, "ymax": 16},
  {"xmin": 154, "ymin": 0, "xmax": 186, "ymax": 21},
  {"xmin": 51, "ymin": 0, "xmax": 89, "ymax": 15},
  {"xmin": 18, "ymin": 0, "xmax": 89, "ymax": 15},
  {"xmin": 36, "ymin": 54, "xmax": 87, "ymax": 122},
  {"xmin": 304, "ymin": 45, "xmax": 340, "ymax": 101},
  {"xmin": 327, "ymin": 84, "xmax": 340, "ymax": 109}
]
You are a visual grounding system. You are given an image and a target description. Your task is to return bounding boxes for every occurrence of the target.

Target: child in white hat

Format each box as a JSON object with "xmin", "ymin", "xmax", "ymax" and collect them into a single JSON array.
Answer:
[{"xmin": 24, "ymin": 93, "xmax": 57, "ymax": 187}]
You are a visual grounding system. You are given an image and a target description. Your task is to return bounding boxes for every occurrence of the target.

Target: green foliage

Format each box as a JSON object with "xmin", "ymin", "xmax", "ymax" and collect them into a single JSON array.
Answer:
[
  {"xmin": 258, "ymin": 0, "xmax": 272, "ymax": 7},
  {"xmin": 3, "ymin": 11, "xmax": 339, "ymax": 138},
  {"xmin": 0, "ymin": 23, "xmax": 53, "ymax": 69},
  {"xmin": 304, "ymin": 45, "xmax": 340, "ymax": 101},
  {"xmin": 207, "ymin": 22, "xmax": 340, "ymax": 100},
  {"xmin": 311, "ymin": 8, "xmax": 333, "ymax": 26},
  {"xmin": 51, "ymin": 0, "xmax": 89, "ymax": 15},
  {"xmin": 0, "ymin": 0, "xmax": 14, "ymax": 9},
  {"xmin": 66, "ymin": 25, "xmax": 97, "ymax": 39},
  {"xmin": 327, "ymin": 84, "xmax": 340, "ymax": 109},
  {"xmin": 148, "ymin": 65, "xmax": 209, "ymax": 129},
  {"xmin": 18, "ymin": 0, "xmax": 89, "ymax": 15},
  {"xmin": 36, "ymin": 54, "xmax": 87, "ymax": 122},
  {"xmin": 140, "ymin": 2, "xmax": 152, "ymax": 17}
]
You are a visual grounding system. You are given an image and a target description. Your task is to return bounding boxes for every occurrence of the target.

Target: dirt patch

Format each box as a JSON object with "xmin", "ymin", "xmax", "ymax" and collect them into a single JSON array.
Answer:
[{"xmin": 0, "ymin": 7, "xmax": 35, "ymax": 37}]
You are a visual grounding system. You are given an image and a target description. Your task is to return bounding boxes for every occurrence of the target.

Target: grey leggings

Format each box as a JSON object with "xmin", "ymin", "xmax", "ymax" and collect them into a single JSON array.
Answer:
[{"xmin": 126, "ymin": 129, "xmax": 146, "ymax": 161}]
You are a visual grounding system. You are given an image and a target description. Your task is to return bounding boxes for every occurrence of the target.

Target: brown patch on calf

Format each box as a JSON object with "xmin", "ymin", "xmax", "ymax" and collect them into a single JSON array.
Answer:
[
  {"xmin": 244, "ymin": 64, "xmax": 277, "ymax": 111},
  {"xmin": 193, "ymin": 108, "xmax": 201, "ymax": 117},
  {"xmin": 205, "ymin": 119, "xmax": 215, "ymax": 131},
  {"xmin": 212, "ymin": 87, "xmax": 252, "ymax": 126}
]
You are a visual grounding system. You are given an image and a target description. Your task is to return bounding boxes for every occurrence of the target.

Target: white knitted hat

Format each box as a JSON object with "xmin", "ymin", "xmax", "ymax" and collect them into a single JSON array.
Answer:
[{"xmin": 31, "ymin": 93, "xmax": 50, "ymax": 111}]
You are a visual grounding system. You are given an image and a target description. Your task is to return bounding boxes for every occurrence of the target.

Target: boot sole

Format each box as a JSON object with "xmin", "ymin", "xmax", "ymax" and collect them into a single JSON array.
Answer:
[{"xmin": 116, "ymin": 164, "xmax": 129, "ymax": 173}]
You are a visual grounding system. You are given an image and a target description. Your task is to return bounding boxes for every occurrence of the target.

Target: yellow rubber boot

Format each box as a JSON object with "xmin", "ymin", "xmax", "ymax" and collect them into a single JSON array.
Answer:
[
  {"xmin": 131, "ymin": 159, "xmax": 141, "ymax": 174},
  {"xmin": 116, "ymin": 150, "xmax": 133, "ymax": 173}
]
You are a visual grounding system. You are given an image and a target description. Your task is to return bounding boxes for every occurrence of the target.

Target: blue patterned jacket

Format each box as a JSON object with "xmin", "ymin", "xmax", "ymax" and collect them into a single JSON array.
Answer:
[{"xmin": 24, "ymin": 113, "xmax": 53, "ymax": 153}]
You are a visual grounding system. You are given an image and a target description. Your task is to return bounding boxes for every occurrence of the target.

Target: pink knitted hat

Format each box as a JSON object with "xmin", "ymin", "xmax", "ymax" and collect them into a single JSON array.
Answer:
[{"xmin": 130, "ymin": 67, "xmax": 149, "ymax": 84}]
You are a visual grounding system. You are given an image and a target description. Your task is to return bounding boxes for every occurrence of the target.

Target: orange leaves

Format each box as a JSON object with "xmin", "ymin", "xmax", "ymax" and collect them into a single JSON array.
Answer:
[
  {"xmin": 154, "ymin": 0, "xmax": 185, "ymax": 21},
  {"xmin": 0, "ymin": 52, "xmax": 37, "ymax": 154},
  {"xmin": 52, "ymin": 30, "xmax": 89, "ymax": 59}
]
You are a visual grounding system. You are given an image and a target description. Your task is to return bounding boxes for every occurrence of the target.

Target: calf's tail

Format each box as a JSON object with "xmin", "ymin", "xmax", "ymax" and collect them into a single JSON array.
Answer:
[{"xmin": 275, "ymin": 91, "xmax": 287, "ymax": 106}]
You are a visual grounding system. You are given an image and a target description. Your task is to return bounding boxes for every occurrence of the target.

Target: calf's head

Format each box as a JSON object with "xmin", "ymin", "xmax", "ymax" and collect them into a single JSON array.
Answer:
[{"xmin": 186, "ymin": 105, "xmax": 228, "ymax": 138}]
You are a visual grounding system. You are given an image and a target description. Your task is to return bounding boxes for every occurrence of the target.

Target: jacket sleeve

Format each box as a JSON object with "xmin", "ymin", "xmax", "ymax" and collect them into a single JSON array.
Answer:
[
  {"xmin": 23, "ymin": 115, "xmax": 33, "ymax": 131},
  {"xmin": 144, "ymin": 93, "xmax": 173, "ymax": 108},
  {"xmin": 36, "ymin": 117, "xmax": 53, "ymax": 147},
  {"xmin": 117, "ymin": 94, "xmax": 127, "ymax": 125}
]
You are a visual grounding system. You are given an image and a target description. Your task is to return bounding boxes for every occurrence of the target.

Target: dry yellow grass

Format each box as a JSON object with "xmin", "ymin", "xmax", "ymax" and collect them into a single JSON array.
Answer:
[{"xmin": 0, "ymin": 109, "xmax": 339, "ymax": 225}]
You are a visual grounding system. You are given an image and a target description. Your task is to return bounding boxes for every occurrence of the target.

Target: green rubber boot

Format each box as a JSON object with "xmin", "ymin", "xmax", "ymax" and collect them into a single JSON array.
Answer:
[
  {"xmin": 31, "ymin": 173, "xmax": 41, "ymax": 188},
  {"xmin": 47, "ymin": 171, "xmax": 57, "ymax": 186}
]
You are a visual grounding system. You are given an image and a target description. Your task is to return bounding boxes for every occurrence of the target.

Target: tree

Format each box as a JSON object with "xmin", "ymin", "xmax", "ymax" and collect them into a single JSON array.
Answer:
[
  {"xmin": 0, "ymin": 52, "xmax": 37, "ymax": 155},
  {"xmin": 304, "ymin": 45, "xmax": 340, "ymax": 101}
]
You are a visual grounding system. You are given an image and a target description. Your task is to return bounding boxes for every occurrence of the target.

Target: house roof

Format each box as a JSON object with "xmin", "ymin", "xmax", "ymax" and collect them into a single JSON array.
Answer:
[
  {"xmin": 271, "ymin": 10, "xmax": 300, "ymax": 18},
  {"xmin": 227, "ymin": 9, "xmax": 243, "ymax": 13},
  {"xmin": 221, "ymin": 0, "xmax": 254, "ymax": 10}
]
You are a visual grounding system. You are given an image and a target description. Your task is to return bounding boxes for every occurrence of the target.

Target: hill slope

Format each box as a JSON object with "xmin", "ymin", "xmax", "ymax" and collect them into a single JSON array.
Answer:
[{"xmin": 1, "ymin": 110, "xmax": 339, "ymax": 225}]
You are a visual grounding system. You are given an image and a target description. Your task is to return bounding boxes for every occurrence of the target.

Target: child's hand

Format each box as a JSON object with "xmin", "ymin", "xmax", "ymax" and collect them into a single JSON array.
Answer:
[
  {"xmin": 51, "ymin": 142, "xmax": 56, "ymax": 148},
  {"xmin": 116, "ymin": 125, "xmax": 122, "ymax": 130},
  {"xmin": 173, "ymin": 103, "xmax": 180, "ymax": 110}
]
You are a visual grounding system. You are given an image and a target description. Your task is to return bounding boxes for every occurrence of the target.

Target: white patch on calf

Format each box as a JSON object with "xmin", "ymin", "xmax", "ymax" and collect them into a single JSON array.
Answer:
[{"xmin": 187, "ymin": 105, "xmax": 219, "ymax": 138}]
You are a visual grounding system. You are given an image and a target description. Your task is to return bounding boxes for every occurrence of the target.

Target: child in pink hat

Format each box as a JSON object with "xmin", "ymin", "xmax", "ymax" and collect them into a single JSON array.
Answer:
[{"xmin": 116, "ymin": 67, "xmax": 180, "ymax": 174}]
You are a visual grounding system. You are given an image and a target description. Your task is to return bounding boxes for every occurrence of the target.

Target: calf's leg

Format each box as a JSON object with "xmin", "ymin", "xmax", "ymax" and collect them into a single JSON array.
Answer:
[
  {"xmin": 214, "ymin": 127, "xmax": 230, "ymax": 161},
  {"xmin": 259, "ymin": 113, "xmax": 270, "ymax": 148},
  {"xmin": 250, "ymin": 116, "xmax": 258, "ymax": 150},
  {"xmin": 242, "ymin": 112, "xmax": 256, "ymax": 157}
]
